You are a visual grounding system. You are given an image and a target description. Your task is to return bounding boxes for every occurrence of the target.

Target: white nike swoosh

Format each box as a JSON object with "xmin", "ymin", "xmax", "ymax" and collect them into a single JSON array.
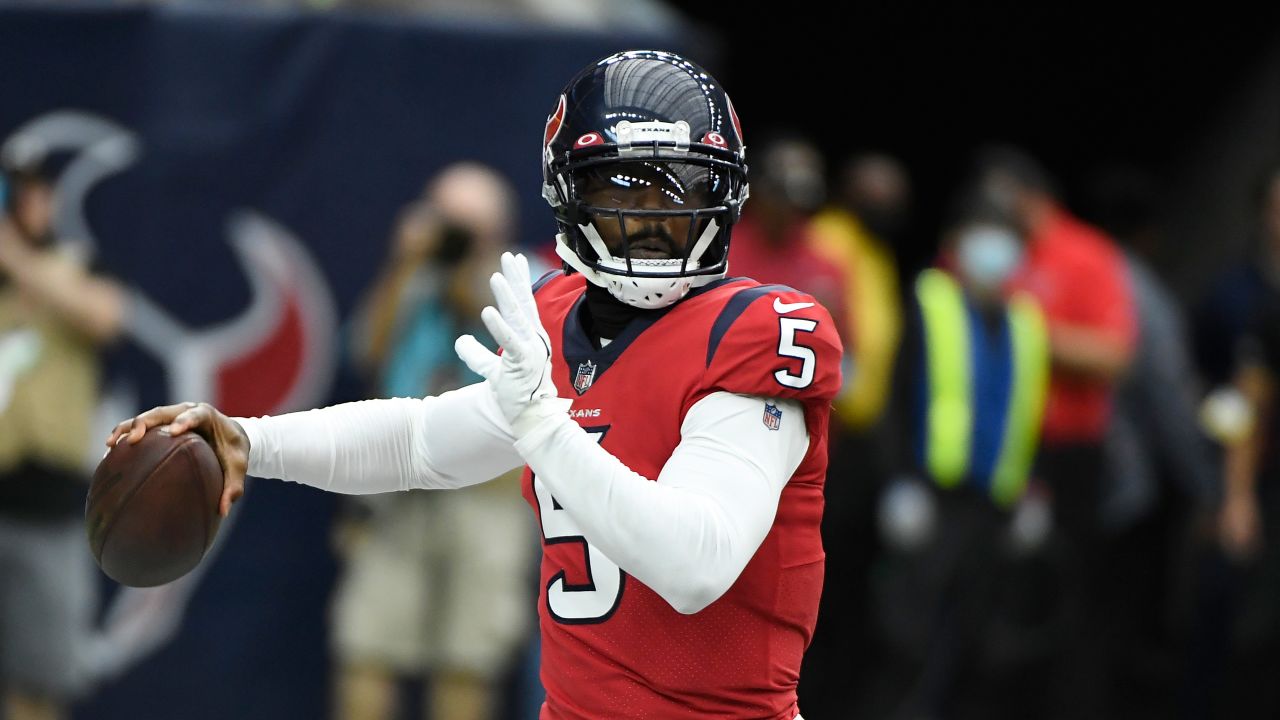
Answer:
[{"xmin": 773, "ymin": 298, "xmax": 815, "ymax": 313}]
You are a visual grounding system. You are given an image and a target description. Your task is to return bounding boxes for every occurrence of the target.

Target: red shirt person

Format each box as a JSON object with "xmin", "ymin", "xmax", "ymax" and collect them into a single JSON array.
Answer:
[
  {"xmin": 1011, "ymin": 202, "xmax": 1137, "ymax": 443},
  {"xmin": 976, "ymin": 146, "xmax": 1136, "ymax": 719},
  {"xmin": 726, "ymin": 138, "xmax": 850, "ymax": 334}
]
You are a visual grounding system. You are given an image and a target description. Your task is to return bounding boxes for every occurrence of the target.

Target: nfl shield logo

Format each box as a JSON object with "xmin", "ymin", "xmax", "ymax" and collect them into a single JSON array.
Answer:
[
  {"xmin": 763, "ymin": 402, "xmax": 782, "ymax": 431},
  {"xmin": 573, "ymin": 359, "xmax": 597, "ymax": 395}
]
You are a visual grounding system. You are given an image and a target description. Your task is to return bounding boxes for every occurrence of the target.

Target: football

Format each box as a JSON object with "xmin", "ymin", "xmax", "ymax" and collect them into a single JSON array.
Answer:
[{"xmin": 86, "ymin": 428, "xmax": 224, "ymax": 587}]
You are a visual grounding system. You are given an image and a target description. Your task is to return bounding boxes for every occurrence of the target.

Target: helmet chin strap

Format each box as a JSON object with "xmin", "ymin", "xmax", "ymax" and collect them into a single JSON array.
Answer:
[
  {"xmin": 555, "ymin": 232, "xmax": 605, "ymax": 285},
  {"xmin": 685, "ymin": 216, "xmax": 720, "ymax": 268},
  {"xmin": 579, "ymin": 220, "xmax": 617, "ymax": 268}
]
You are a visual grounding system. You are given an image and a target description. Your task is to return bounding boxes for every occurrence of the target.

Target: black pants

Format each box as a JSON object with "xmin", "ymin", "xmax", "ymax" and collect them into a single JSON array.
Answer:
[
  {"xmin": 799, "ymin": 426, "xmax": 888, "ymax": 718},
  {"xmin": 1038, "ymin": 441, "xmax": 1112, "ymax": 720},
  {"xmin": 1193, "ymin": 477, "xmax": 1280, "ymax": 719},
  {"xmin": 865, "ymin": 482, "xmax": 1066, "ymax": 720}
]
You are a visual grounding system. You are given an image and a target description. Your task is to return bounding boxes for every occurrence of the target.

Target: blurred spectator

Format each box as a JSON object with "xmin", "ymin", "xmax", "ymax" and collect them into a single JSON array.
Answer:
[
  {"xmin": 726, "ymin": 136, "xmax": 847, "ymax": 323},
  {"xmin": 812, "ymin": 153, "xmax": 908, "ymax": 431},
  {"xmin": 724, "ymin": 137, "xmax": 859, "ymax": 716},
  {"xmin": 801, "ymin": 153, "xmax": 908, "ymax": 715},
  {"xmin": 868, "ymin": 196, "xmax": 1052, "ymax": 720},
  {"xmin": 333, "ymin": 163, "xmax": 533, "ymax": 720},
  {"xmin": 1086, "ymin": 166, "xmax": 1220, "ymax": 717},
  {"xmin": 1202, "ymin": 163, "xmax": 1280, "ymax": 719},
  {"xmin": 976, "ymin": 145, "xmax": 1138, "ymax": 719},
  {"xmin": 1194, "ymin": 162, "xmax": 1280, "ymax": 388},
  {"xmin": 0, "ymin": 151, "xmax": 125, "ymax": 720},
  {"xmin": 1087, "ymin": 165, "xmax": 1219, "ymax": 528},
  {"xmin": 1198, "ymin": 162, "xmax": 1280, "ymax": 564}
]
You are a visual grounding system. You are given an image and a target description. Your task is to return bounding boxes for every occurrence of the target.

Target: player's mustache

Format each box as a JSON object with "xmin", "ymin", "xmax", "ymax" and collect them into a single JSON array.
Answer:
[{"xmin": 623, "ymin": 226, "xmax": 677, "ymax": 255}]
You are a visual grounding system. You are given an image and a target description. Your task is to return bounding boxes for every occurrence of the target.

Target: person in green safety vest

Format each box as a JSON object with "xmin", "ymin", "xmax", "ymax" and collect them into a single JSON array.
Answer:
[{"xmin": 866, "ymin": 196, "xmax": 1057, "ymax": 720}]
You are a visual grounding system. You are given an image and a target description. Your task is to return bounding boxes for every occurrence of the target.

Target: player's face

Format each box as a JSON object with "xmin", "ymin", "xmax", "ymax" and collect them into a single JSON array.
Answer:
[{"xmin": 577, "ymin": 162, "xmax": 712, "ymax": 260}]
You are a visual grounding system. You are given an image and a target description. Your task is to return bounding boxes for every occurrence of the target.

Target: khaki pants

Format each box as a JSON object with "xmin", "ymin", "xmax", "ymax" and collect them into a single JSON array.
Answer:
[{"xmin": 331, "ymin": 475, "xmax": 534, "ymax": 678}]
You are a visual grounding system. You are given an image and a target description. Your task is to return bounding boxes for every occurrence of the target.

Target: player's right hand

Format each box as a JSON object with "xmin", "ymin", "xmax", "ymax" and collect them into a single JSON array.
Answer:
[{"xmin": 105, "ymin": 402, "xmax": 250, "ymax": 517}]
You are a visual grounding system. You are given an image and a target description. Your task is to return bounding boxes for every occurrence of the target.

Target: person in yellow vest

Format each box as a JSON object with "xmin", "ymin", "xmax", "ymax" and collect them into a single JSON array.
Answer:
[{"xmin": 867, "ymin": 197, "xmax": 1054, "ymax": 720}]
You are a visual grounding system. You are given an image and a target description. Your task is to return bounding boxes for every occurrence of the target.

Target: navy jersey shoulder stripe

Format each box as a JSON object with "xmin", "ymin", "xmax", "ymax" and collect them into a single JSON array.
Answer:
[
  {"xmin": 686, "ymin": 275, "xmax": 748, "ymax": 299},
  {"xmin": 532, "ymin": 269, "xmax": 562, "ymax": 295},
  {"xmin": 705, "ymin": 283, "xmax": 797, "ymax": 368}
]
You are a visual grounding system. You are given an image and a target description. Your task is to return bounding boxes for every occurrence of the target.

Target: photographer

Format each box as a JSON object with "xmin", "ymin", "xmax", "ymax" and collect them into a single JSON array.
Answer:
[{"xmin": 333, "ymin": 163, "xmax": 535, "ymax": 720}]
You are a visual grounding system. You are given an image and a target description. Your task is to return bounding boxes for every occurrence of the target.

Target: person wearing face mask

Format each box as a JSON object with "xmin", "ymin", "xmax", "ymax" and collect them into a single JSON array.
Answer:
[
  {"xmin": 866, "ymin": 197, "xmax": 1053, "ymax": 720},
  {"xmin": 974, "ymin": 147, "xmax": 1138, "ymax": 719}
]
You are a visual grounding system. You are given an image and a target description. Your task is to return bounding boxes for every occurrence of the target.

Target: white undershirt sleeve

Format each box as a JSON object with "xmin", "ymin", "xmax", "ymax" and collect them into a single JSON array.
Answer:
[
  {"xmin": 235, "ymin": 381, "xmax": 522, "ymax": 493},
  {"xmin": 513, "ymin": 391, "xmax": 809, "ymax": 615}
]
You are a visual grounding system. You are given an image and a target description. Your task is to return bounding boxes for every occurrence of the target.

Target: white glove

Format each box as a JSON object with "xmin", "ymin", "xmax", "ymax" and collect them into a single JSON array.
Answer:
[
  {"xmin": 877, "ymin": 476, "xmax": 937, "ymax": 553},
  {"xmin": 1007, "ymin": 485, "xmax": 1052, "ymax": 557},
  {"xmin": 455, "ymin": 252, "xmax": 569, "ymax": 437}
]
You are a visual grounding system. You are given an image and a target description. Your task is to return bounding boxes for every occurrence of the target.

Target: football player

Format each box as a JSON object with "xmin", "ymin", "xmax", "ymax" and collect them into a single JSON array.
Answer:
[{"xmin": 108, "ymin": 50, "xmax": 842, "ymax": 720}]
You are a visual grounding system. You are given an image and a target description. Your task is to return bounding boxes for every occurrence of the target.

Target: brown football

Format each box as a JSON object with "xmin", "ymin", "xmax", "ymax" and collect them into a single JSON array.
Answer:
[{"xmin": 86, "ymin": 428, "xmax": 224, "ymax": 587}]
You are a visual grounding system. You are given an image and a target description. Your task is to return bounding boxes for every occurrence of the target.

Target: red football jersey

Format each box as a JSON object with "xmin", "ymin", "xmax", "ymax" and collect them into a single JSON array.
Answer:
[{"xmin": 522, "ymin": 272, "xmax": 843, "ymax": 719}]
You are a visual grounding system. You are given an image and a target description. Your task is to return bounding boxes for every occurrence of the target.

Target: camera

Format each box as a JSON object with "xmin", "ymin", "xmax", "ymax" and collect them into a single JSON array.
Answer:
[{"xmin": 435, "ymin": 222, "xmax": 473, "ymax": 266}]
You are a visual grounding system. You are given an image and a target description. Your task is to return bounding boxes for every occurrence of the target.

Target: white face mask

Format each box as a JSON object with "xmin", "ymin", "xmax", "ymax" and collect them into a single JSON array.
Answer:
[{"xmin": 956, "ymin": 225, "xmax": 1023, "ymax": 291}]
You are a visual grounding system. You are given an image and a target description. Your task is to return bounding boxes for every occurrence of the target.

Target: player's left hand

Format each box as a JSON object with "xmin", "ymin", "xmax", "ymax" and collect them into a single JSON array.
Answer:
[{"xmin": 455, "ymin": 252, "xmax": 568, "ymax": 436}]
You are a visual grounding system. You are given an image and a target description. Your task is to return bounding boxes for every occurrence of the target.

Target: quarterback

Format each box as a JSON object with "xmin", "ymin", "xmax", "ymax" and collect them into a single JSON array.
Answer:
[{"xmin": 109, "ymin": 50, "xmax": 841, "ymax": 719}]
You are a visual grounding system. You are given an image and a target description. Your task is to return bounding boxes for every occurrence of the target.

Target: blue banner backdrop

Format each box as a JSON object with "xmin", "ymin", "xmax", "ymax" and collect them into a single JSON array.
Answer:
[{"xmin": 0, "ymin": 6, "xmax": 685, "ymax": 719}]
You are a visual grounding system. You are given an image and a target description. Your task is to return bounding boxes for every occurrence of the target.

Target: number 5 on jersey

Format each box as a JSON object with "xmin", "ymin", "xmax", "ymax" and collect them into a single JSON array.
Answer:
[
  {"xmin": 775, "ymin": 317, "xmax": 818, "ymax": 389},
  {"xmin": 532, "ymin": 427, "xmax": 624, "ymax": 624}
]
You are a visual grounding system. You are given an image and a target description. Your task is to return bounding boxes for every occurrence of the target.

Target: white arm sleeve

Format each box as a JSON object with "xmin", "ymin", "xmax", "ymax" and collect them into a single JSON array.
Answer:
[
  {"xmin": 234, "ymin": 381, "xmax": 522, "ymax": 493},
  {"xmin": 514, "ymin": 391, "xmax": 809, "ymax": 615}
]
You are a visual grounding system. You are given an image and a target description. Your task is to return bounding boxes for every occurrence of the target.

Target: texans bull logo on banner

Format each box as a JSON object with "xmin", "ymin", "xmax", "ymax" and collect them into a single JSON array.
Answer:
[
  {"xmin": 2, "ymin": 111, "xmax": 338, "ymax": 420},
  {"xmin": 0, "ymin": 110, "xmax": 338, "ymax": 683}
]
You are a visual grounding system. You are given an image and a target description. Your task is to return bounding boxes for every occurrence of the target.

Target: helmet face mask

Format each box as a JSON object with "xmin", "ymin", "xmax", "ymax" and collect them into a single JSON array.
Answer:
[
  {"xmin": 542, "ymin": 51, "xmax": 749, "ymax": 309},
  {"xmin": 557, "ymin": 157, "xmax": 742, "ymax": 276}
]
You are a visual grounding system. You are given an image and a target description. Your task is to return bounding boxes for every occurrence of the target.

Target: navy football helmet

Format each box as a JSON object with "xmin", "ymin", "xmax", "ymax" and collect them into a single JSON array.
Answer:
[{"xmin": 542, "ymin": 50, "xmax": 749, "ymax": 309}]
